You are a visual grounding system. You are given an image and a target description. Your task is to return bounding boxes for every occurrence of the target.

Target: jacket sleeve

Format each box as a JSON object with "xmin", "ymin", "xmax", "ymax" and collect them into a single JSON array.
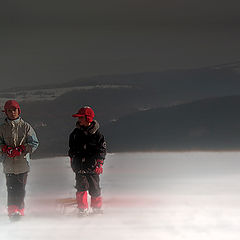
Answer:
[
  {"xmin": 68, "ymin": 130, "xmax": 76, "ymax": 158},
  {"xmin": 96, "ymin": 131, "xmax": 107, "ymax": 161},
  {"xmin": 0, "ymin": 133, "xmax": 5, "ymax": 152},
  {"xmin": 25, "ymin": 125, "xmax": 39, "ymax": 153}
]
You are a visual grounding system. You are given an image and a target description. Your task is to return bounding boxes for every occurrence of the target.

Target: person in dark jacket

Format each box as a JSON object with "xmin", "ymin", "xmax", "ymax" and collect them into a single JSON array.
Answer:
[{"xmin": 68, "ymin": 106, "xmax": 106, "ymax": 214}]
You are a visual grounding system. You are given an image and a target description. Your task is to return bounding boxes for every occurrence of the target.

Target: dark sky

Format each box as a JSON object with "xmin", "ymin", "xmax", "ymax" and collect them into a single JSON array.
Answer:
[{"xmin": 1, "ymin": 0, "xmax": 240, "ymax": 89}]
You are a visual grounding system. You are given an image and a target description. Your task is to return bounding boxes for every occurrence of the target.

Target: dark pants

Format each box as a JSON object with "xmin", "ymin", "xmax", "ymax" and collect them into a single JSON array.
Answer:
[
  {"xmin": 75, "ymin": 173, "xmax": 101, "ymax": 197},
  {"xmin": 5, "ymin": 172, "xmax": 28, "ymax": 209}
]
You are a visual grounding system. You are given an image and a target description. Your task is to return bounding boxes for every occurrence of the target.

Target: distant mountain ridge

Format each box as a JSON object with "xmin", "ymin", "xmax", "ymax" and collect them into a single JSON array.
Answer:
[
  {"xmin": 1, "ymin": 59, "xmax": 240, "ymax": 105},
  {"xmin": 104, "ymin": 95, "xmax": 240, "ymax": 152}
]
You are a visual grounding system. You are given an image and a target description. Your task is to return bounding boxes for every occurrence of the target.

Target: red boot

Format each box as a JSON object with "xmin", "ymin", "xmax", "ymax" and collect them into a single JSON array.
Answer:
[
  {"xmin": 18, "ymin": 208, "xmax": 24, "ymax": 216},
  {"xmin": 91, "ymin": 196, "xmax": 103, "ymax": 213},
  {"xmin": 76, "ymin": 191, "xmax": 88, "ymax": 210},
  {"xmin": 8, "ymin": 205, "xmax": 18, "ymax": 216},
  {"xmin": 91, "ymin": 196, "xmax": 102, "ymax": 209}
]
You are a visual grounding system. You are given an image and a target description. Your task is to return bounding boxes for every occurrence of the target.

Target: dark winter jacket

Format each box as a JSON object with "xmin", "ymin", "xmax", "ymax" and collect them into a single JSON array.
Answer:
[{"xmin": 68, "ymin": 120, "xmax": 106, "ymax": 173}]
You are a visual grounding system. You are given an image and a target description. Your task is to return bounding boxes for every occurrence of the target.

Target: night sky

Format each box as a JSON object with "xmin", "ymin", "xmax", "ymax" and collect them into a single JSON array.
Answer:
[{"xmin": 1, "ymin": 0, "xmax": 240, "ymax": 89}]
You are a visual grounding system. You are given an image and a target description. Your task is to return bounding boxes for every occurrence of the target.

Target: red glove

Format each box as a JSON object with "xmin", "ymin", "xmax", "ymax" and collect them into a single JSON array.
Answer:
[
  {"xmin": 1, "ymin": 145, "xmax": 9, "ymax": 153},
  {"xmin": 94, "ymin": 159, "xmax": 104, "ymax": 175},
  {"xmin": 2, "ymin": 145, "xmax": 14, "ymax": 157},
  {"xmin": 14, "ymin": 145, "xmax": 26, "ymax": 157},
  {"xmin": 3, "ymin": 145, "xmax": 26, "ymax": 158}
]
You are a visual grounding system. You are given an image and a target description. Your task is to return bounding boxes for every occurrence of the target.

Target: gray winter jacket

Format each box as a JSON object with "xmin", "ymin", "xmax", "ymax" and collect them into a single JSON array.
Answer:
[{"xmin": 0, "ymin": 117, "xmax": 39, "ymax": 174}]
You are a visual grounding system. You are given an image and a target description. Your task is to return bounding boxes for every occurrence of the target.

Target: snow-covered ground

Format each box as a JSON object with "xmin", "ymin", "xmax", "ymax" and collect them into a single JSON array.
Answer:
[{"xmin": 1, "ymin": 152, "xmax": 240, "ymax": 239}]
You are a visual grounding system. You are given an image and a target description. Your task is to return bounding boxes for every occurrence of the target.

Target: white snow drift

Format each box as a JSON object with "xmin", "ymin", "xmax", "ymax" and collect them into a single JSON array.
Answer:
[{"xmin": 0, "ymin": 152, "xmax": 240, "ymax": 240}]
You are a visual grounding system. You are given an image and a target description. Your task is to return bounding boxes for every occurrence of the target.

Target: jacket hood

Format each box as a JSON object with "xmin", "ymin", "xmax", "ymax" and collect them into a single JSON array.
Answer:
[{"xmin": 76, "ymin": 120, "xmax": 100, "ymax": 135}]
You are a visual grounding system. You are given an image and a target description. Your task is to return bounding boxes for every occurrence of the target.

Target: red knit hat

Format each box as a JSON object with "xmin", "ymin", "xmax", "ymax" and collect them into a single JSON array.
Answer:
[
  {"xmin": 2, "ymin": 100, "xmax": 21, "ymax": 114},
  {"xmin": 72, "ymin": 106, "xmax": 95, "ymax": 123}
]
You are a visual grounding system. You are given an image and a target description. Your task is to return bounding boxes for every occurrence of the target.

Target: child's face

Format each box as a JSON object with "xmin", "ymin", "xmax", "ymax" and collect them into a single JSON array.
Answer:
[
  {"xmin": 78, "ymin": 116, "xmax": 90, "ymax": 127},
  {"xmin": 6, "ymin": 107, "xmax": 20, "ymax": 120}
]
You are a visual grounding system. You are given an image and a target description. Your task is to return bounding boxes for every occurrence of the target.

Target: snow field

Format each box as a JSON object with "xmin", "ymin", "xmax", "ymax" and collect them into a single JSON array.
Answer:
[{"xmin": 1, "ymin": 152, "xmax": 240, "ymax": 239}]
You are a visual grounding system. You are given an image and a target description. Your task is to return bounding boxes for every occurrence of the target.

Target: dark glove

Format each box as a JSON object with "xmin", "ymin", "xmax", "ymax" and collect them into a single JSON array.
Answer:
[{"xmin": 94, "ymin": 159, "xmax": 104, "ymax": 175}]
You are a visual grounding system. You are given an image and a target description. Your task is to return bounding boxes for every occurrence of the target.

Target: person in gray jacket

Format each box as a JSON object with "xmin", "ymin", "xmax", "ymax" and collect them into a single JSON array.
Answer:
[{"xmin": 0, "ymin": 100, "xmax": 39, "ymax": 217}]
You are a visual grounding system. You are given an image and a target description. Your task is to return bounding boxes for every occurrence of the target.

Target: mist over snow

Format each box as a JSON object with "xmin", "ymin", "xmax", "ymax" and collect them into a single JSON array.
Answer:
[{"xmin": 1, "ymin": 152, "xmax": 240, "ymax": 239}]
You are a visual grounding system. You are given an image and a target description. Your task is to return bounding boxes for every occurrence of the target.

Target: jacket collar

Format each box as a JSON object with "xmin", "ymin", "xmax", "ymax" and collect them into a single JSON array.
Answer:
[
  {"xmin": 76, "ymin": 120, "xmax": 99, "ymax": 135},
  {"xmin": 5, "ymin": 117, "xmax": 22, "ymax": 125}
]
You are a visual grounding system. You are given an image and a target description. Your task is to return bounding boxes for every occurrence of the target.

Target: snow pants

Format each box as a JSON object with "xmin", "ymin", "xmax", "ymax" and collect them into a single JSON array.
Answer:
[
  {"xmin": 5, "ymin": 172, "xmax": 28, "ymax": 209},
  {"xmin": 75, "ymin": 173, "xmax": 102, "ymax": 209},
  {"xmin": 75, "ymin": 173, "xmax": 101, "ymax": 197}
]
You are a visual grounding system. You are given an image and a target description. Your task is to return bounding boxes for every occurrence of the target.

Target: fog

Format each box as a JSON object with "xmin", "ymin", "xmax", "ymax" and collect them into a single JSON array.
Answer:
[
  {"xmin": 1, "ymin": 152, "xmax": 240, "ymax": 239},
  {"xmin": 1, "ymin": 0, "xmax": 240, "ymax": 89},
  {"xmin": 1, "ymin": 25, "xmax": 240, "ymax": 90}
]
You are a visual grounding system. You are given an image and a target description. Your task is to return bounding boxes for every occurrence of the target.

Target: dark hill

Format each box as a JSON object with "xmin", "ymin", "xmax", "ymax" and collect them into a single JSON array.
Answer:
[{"xmin": 104, "ymin": 95, "xmax": 240, "ymax": 152}]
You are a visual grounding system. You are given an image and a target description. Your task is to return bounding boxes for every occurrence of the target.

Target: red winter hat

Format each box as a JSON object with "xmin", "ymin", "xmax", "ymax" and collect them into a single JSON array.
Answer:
[
  {"xmin": 2, "ymin": 100, "xmax": 21, "ymax": 114},
  {"xmin": 72, "ymin": 106, "xmax": 95, "ymax": 123}
]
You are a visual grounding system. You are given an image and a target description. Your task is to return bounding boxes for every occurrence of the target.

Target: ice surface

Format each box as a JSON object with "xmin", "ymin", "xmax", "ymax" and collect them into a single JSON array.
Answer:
[{"xmin": 1, "ymin": 152, "xmax": 240, "ymax": 239}]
